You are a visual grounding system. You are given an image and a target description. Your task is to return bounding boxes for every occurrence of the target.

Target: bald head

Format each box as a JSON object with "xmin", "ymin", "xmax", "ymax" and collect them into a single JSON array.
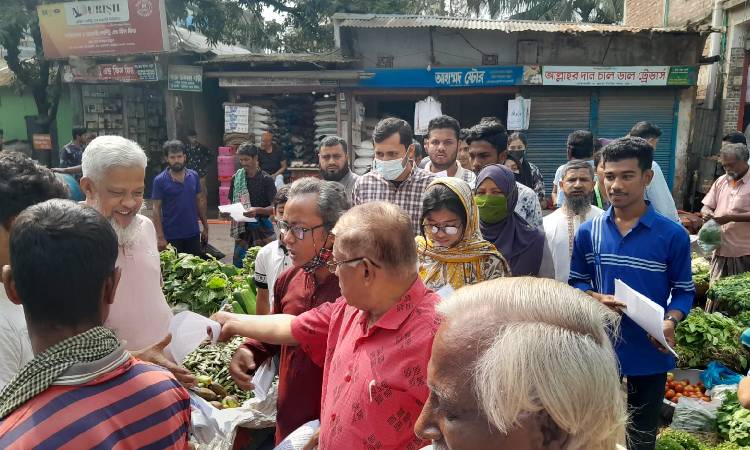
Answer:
[{"xmin": 333, "ymin": 201, "xmax": 417, "ymax": 275}]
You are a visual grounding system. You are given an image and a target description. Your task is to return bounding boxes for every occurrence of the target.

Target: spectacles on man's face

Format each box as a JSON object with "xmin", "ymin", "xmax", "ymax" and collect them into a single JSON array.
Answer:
[
  {"xmin": 423, "ymin": 223, "xmax": 461, "ymax": 236},
  {"xmin": 326, "ymin": 257, "xmax": 381, "ymax": 273},
  {"xmin": 278, "ymin": 220, "xmax": 325, "ymax": 240}
]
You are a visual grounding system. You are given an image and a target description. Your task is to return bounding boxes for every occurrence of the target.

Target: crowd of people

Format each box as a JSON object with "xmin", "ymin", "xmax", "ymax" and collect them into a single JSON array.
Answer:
[{"xmin": 0, "ymin": 108, "xmax": 749, "ymax": 450}]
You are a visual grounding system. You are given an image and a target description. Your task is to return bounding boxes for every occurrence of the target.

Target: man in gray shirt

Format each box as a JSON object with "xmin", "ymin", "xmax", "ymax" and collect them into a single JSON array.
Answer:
[{"xmin": 318, "ymin": 136, "xmax": 359, "ymax": 200}]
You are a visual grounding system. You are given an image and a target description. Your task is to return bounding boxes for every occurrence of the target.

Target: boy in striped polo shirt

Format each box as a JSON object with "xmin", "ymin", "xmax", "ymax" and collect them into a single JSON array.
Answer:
[
  {"xmin": 0, "ymin": 200, "xmax": 191, "ymax": 449},
  {"xmin": 569, "ymin": 137, "xmax": 694, "ymax": 450}
]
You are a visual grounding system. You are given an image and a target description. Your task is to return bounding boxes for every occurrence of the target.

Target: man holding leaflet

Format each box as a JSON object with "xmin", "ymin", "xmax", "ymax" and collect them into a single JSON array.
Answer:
[{"xmin": 569, "ymin": 137, "xmax": 694, "ymax": 450}]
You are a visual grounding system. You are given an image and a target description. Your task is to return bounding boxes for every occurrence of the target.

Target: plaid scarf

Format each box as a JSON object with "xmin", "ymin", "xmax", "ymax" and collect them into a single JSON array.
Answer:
[
  {"xmin": 0, "ymin": 326, "xmax": 121, "ymax": 419},
  {"xmin": 230, "ymin": 168, "xmax": 252, "ymax": 239}
]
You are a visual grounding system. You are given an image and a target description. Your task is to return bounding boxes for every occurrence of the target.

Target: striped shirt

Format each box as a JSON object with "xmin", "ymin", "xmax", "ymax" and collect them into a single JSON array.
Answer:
[
  {"xmin": 569, "ymin": 203, "xmax": 694, "ymax": 376},
  {"xmin": 0, "ymin": 356, "xmax": 191, "ymax": 449}
]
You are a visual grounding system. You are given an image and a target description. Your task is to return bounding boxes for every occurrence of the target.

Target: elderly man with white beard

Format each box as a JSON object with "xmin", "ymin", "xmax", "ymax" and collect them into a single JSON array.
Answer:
[
  {"xmin": 541, "ymin": 160, "xmax": 604, "ymax": 281},
  {"xmin": 80, "ymin": 135, "xmax": 194, "ymax": 385}
]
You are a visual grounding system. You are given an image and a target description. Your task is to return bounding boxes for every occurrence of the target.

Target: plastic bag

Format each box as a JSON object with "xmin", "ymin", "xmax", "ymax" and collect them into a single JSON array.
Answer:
[
  {"xmin": 671, "ymin": 396, "xmax": 721, "ymax": 433},
  {"xmin": 698, "ymin": 219, "xmax": 722, "ymax": 252},
  {"xmin": 701, "ymin": 361, "xmax": 744, "ymax": 389}
]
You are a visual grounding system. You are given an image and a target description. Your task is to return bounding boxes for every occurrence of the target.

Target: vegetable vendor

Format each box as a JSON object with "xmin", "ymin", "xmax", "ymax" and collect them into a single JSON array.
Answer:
[{"xmin": 701, "ymin": 143, "xmax": 750, "ymax": 282}]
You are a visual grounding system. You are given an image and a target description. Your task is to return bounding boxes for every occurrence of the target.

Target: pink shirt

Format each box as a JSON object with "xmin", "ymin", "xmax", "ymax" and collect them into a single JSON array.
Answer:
[
  {"xmin": 291, "ymin": 278, "xmax": 440, "ymax": 450},
  {"xmin": 105, "ymin": 215, "xmax": 173, "ymax": 350},
  {"xmin": 703, "ymin": 171, "xmax": 750, "ymax": 257}
]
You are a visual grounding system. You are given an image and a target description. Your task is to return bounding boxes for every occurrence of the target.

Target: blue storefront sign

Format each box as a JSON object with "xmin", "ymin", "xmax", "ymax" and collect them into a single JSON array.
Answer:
[{"xmin": 358, "ymin": 66, "xmax": 523, "ymax": 88}]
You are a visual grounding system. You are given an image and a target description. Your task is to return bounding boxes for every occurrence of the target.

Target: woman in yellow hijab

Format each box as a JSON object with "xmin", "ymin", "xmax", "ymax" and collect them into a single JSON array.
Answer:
[{"xmin": 416, "ymin": 177, "xmax": 511, "ymax": 291}]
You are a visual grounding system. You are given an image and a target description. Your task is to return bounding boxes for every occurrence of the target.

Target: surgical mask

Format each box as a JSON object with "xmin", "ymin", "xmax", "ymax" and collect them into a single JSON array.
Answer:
[
  {"xmin": 509, "ymin": 150, "xmax": 526, "ymax": 162},
  {"xmin": 372, "ymin": 153, "xmax": 408, "ymax": 181},
  {"xmin": 475, "ymin": 195, "xmax": 509, "ymax": 224}
]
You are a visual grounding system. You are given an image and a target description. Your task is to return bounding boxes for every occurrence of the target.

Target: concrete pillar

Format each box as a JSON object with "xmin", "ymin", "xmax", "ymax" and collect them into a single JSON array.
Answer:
[{"xmin": 673, "ymin": 87, "xmax": 695, "ymax": 207}]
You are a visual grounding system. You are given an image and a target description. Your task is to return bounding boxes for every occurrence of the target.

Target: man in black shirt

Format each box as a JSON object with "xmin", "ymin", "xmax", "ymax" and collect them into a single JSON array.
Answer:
[
  {"xmin": 258, "ymin": 131, "xmax": 287, "ymax": 179},
  {"xmin": 227, "ymin": 143, "xmax": 277, "ymax": 267}
]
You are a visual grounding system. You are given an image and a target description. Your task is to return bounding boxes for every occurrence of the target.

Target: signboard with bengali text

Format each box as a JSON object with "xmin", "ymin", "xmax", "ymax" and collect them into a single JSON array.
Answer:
[
  {"xmin": 540, "ymin": 66, "xmax": 697, "ymax": 87},
  {"xmin": 36, "ymin": 0, "xmax": 169, "ymax": 59},
  {"xmin": 168, "ymin": 65, "xmax": 203, "ymax": 92}
]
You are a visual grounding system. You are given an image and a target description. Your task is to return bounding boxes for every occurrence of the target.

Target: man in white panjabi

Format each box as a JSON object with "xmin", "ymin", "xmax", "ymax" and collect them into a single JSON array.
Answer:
[{"xmin": 542, "ymin": 160, "xmax": 604, "ymax": 281}]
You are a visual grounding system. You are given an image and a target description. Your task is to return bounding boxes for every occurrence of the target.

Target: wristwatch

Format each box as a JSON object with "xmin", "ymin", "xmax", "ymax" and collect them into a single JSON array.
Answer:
[{"xmin": 664, "ymin": 314, "xmax": 680, "ymax": 326}]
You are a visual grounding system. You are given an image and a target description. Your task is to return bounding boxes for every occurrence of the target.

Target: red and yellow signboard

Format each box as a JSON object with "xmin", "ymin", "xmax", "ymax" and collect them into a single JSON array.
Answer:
[{"xmin": 36, "ymin": 0, "xmax": 169, "ymax": 59}]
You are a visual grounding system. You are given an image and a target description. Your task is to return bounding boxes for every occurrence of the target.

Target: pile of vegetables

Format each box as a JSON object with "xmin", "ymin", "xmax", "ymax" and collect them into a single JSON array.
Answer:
[
  {"xmin": 675, "ymin": 309, "xmax": 749, "ymax": 373},
  {"xmin": 665, "ymin": 373, "xmax": 711, "ymax": 404},
  {"xmin": 708, "ymin": 273, "xmax": 750, "ymax": 316},
  {"xmin": 656, "ymin": 429, "xmax": 748, "ymax": 450},
  {"xmin": 716, "ymin": 391, "xmax": 750, "ymax": 447},
  {"xmin": 160, "ymin": 246, "xmax": 265, "ymax": 408},
  {"xmin": 160, "ymin": 246, "xmax": 261, "ymax": 317},
  {"xmin": 183, "ymin": 336, "xmax": 253, "ymax": 406}
]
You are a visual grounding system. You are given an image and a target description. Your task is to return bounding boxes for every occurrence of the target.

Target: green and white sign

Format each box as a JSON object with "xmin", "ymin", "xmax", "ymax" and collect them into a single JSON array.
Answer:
[{"xmin": 168, "ymin": 65, "xmax": 202, "ymax": 92}]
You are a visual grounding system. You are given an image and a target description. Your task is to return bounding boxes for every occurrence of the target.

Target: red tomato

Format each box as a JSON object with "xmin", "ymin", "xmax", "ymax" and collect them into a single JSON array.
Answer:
[
  {"xmin": 675, "ymin": 385, "xmax": 684, "ymax": 393},
  {"xmin": 665, "ymin": 389, "xmax": 676, "ymax": 400}
]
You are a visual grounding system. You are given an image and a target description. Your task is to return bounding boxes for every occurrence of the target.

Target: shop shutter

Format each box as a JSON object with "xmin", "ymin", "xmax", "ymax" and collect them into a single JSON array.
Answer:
[
  {"xmin": 597, "ymin": 92, "xmax": 677, "ymax": 188},
  {"xmin": 525, "ymin": 95, "xmax": 591, "ymax": 196}
]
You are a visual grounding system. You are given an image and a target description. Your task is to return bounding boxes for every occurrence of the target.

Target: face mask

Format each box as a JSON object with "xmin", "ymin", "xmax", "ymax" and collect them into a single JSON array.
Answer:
[
  {"xmin": 373, "ymin": 153, "xmax": 408, "ymax": 181},
  {"xmin": 301, "ymin": 233, "xmax": 333, "ymax": 274},
  {"xmin": 509, "ymin": 150, "xmax": 526, "ymax": 162},
  {"xmin": 475, "ymin": 195, "xmax": 509, "ymax": 224}
]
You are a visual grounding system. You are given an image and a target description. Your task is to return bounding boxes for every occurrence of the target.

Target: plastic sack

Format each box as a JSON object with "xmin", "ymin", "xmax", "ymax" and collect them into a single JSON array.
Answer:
[
  {"xmin": 701, "ymin": 361, "xmax": 744, "ymax": 389},
  {"xmin": 697, "ymin": 219, "xmax": 722, "ymax": 252},
  {"xmin": 671, "ymin": 396, "xmax": 721, "ymax": 433}
]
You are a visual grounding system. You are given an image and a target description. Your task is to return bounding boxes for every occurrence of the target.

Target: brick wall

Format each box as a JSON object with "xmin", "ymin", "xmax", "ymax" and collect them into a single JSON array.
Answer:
[
  {"xmin": 624, "ymin": 0, "xmax": 664, "ymax": 27},
  {"xmin": 722, "ymin": 47, "xmax": 746, "ymax": 134},
  {"xmin": 624, "ymin": 0, "xmax": 712, "ymax": 27},
  {"xmin": 667, "ymin": 0, "xmax": 713, "ymax": 26}
]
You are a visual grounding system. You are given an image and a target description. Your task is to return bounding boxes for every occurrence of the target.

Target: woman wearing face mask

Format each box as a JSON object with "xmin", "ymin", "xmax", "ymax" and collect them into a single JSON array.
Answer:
[
  {"xmin": 507, "ymin": 132, "xmax": 545, "ymax": 207},
  {"xmin": 416, "ymin": 178, "xmax": 511, "ymax": 291},
  {"xmin": 475, "ymin": 164, "xmax": 548, "ymax": 277}
]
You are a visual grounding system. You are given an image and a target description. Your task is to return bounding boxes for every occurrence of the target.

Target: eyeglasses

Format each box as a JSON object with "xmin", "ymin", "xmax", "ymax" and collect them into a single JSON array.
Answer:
[
  {"xmin": 278, "ymin": 220, "xmax": 325, "ymax": 240},
  {"xmin": 422, "ymin": 223, "xmax": 461, "ymax": 236},
  {"xmin": 326, "ymin": 257, "xmax": 381, "ymax": 273}
]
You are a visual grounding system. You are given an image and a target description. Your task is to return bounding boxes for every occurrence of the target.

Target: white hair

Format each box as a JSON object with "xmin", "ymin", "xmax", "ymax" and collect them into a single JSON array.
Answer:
[
  {"xmin": 438, "ymin": 277, "xmax": 626, "ymax": 450},
  {"xmin": 82, "ymin": 135, "xmax": 147, "ymax": 181}
]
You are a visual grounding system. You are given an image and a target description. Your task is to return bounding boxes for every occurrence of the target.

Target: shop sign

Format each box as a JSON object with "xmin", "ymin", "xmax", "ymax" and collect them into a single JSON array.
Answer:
[
  {"xmin": 219, "ymin": 78, "xmax": 322, "ymax": 88},
  {"xmin": 32, "ymin": 134, "xmax": 53, "ymax": 151},
  {"xmin": 358, "ymin": 66, "xmax": 524, "ymax": 88},
  {"xmin": 63, "ymin": 62, "xmax": 159, "ymax": 82},
  {"xmin": 539, "ymin": 66, "xmax": 697, "ymax": 87},
  {"xmin": 36, "ymin": 0, "xmax": 169, "ymax": 58},
  {"xmin": 168, "ymin": 65, "xmax": 202, "ymax": 92}
]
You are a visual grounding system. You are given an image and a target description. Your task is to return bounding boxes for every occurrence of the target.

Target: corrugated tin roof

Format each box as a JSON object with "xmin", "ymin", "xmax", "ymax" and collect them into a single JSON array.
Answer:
[
  {"xmin": 202, "ymin": 50, "xmax": 356, "ymax": 65},
  {"xmin": 170, "ymin": 27, "xmax": 251, "ymax": 56},
  {"xmin": 333, "ymin": 13, "xmax": 709, "ymax": 34}
]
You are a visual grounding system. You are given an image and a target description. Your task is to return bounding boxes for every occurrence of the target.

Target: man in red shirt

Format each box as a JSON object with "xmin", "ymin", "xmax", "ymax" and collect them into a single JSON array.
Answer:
[
  {"xmin": 228, "ymin": 177, "xmax": 348, "ymax": 443},
  {"xmin": 214, "ymin": 201, "xmax": 439, "ymax": 450}
]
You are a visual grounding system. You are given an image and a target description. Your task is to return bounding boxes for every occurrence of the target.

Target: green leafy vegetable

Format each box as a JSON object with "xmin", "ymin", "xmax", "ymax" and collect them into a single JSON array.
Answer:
[
  {"xmin": 708, "ymin": 272, "xmax": 750, "ymax": 316},
  {"xmin": 160, "ymin": 246, "xmax": 262, "ymax": 317},
  {"xmin": 675, "ymin": 308, "xmax": 749, "ymax": 373}
]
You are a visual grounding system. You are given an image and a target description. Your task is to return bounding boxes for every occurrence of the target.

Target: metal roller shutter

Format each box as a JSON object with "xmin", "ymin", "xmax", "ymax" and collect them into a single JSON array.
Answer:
[
  {"xmin": 525, "ymin": 95, "xmax": 591, "ymax": 196},
  {"xmin": 597, "ymin": 92, "xmax": 678, "ymax": 188}
]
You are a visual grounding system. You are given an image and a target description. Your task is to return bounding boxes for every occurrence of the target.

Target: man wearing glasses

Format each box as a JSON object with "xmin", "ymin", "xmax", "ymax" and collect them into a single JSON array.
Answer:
[
  {"xmin": 213, "ymin": 201, "xmax": 440, "ymax": 450},
  {"xmin": 228, "ymin": 177, "xmax": 349, "ymax": 444}
]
